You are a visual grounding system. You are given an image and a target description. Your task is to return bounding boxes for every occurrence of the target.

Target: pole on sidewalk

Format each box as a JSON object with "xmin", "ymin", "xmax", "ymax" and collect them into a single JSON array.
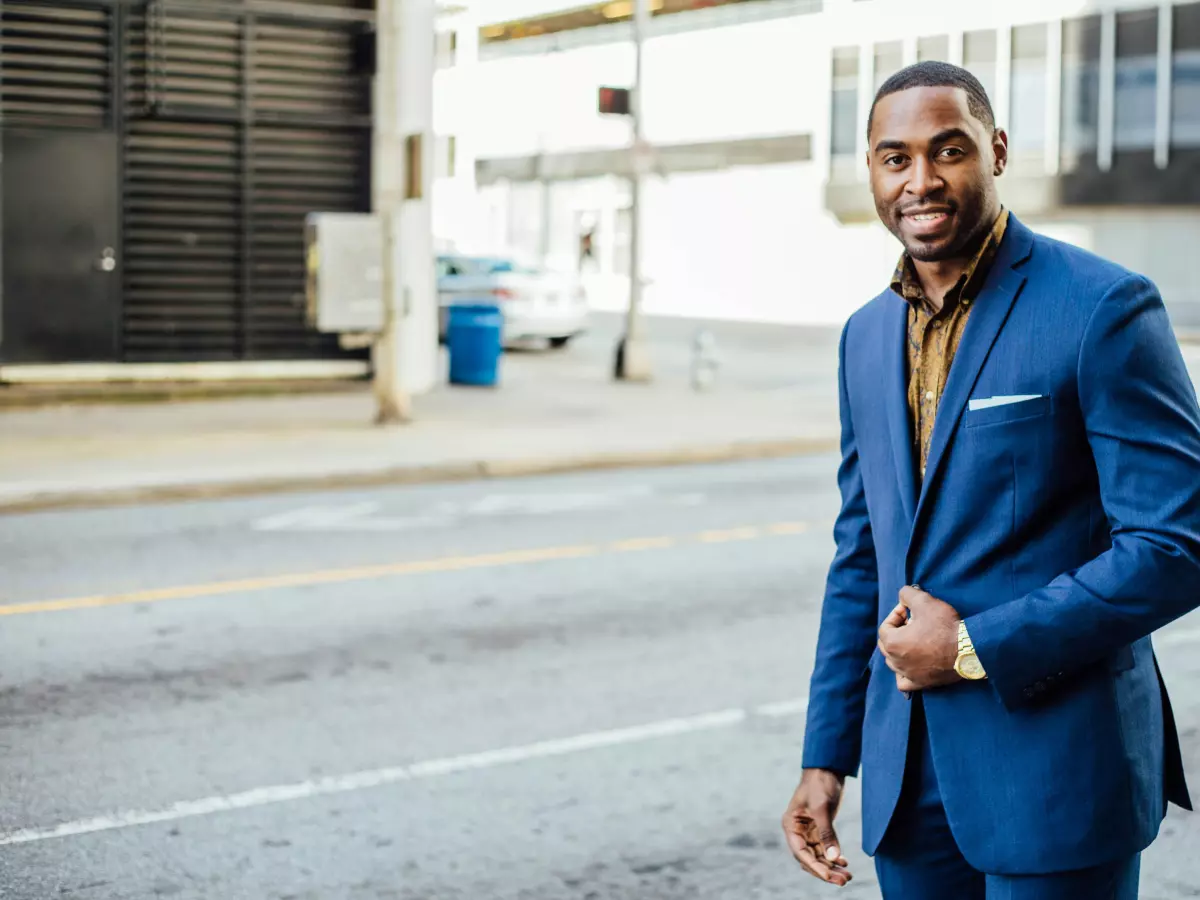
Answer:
[
  {"xmin": 372, "ymin": 0, "xmax": 436, "ymax": 425},
  {"xmin": 614, "ymin": 0, "xmax": 652, "ymax": 383}
]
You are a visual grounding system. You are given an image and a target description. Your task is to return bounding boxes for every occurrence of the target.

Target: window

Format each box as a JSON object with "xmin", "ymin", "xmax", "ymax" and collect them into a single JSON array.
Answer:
[
  {"xmin": 963, "ymin": 30, "xmax": 998, "ymax": 106},
  {"xmin": 963, "ymin": 29, "xmax": 998, "ymax": 106},
  {"xmin": 831, "ymin": 46, "xmax": 859, "ymax": 157},
  {"xmin": 1061, "ymin": 15, "xmax": 1102, "ymax": 167},
  {"xmin": 1172, "ymin": 2, "xmax": 1200, "ymax": 148},
  {"xmin": 874, "ymin": 40, "xmax": 904, "ymax": 92},
  {"xmin": 918, "ymin": 35, "xmax": 949, "ymax": 63},
  {"xmin": 1114, "ymin": 9, "xmax": 1158, "ymax": 152},
  {"xmin": 1009, "ymin": 24, "xmax": 1048, "ymax": 156}
]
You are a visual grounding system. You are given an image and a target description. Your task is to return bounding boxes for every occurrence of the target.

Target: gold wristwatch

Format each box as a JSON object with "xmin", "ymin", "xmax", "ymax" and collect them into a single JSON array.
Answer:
[{"xmin": 954, "ymin": 620, "xmax": 987, "ymax": 680}]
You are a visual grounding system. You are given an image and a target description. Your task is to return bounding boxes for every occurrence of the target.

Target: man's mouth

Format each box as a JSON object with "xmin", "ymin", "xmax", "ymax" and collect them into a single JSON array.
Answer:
[{"xmin": 901, "ymin": 208, "xmax": 954, "ymax": 235}]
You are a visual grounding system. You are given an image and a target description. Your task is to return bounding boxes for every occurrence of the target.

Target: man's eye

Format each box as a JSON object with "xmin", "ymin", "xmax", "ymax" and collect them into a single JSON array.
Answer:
[
  {"xmin": 885, "ymin": 155, "xmax": 905, "ymax": 166},
  {"xmin": 940, "ymin": 147, "xmax": 965, "ymax": 158}
]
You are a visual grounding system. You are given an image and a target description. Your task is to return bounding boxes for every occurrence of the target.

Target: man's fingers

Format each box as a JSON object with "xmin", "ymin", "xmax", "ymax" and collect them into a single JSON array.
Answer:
[
  {"xmin": 784, "ymin": 811, "xmax": 852, "ymax": 886},
  {"xmin": 881, "ymin": 602, "xmax": 907, "ymax": 630},
  {"xmin": 898, "ymin": 585, "xmax": 929, "ymax": 608},
  {"xmin": 794, "ymin": 847, "xmax": 852, "ymax": 886},
  {"xmin": 818, "ymin": 824, "xmax": 848, "ymax": 868},
  {"xmin": 896, "ymin": 673, "xmax": 919, "ymax": 692}
]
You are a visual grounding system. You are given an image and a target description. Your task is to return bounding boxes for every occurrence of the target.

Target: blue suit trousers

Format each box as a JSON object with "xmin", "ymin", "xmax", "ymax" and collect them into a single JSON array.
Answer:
[{"xmin": 874, "ymin": 697, "xmax": 1141, "ymax": 900}]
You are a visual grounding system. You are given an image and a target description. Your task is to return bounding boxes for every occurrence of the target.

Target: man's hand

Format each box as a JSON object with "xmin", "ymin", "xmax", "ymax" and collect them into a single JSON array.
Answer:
[
  {"xmin": 782, "ymin": 768, "xmax": 852, "ymax": 887},
  {"xmin": 878, "ymin": 586, "xmax": 961, "ymax": 691}
]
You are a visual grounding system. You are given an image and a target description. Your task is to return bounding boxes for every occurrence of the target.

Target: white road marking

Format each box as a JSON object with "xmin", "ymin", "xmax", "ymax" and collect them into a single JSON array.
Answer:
[
  {"xmin": 251, "ymin": 486, "xmax": 706, "ymax": 533},
  {"xmin": 754, "ymin": 697, "xmax": 810, "ymax": 718},
  {"xmin": 0, "ymin": 696, "xmax": 807, "ymax": 847}
]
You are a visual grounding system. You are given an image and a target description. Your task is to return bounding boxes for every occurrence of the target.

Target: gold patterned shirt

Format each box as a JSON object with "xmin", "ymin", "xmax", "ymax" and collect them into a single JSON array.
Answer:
[{"xmin": 892, "ymin": 209, "xmax": 1010, "ymax": 483}]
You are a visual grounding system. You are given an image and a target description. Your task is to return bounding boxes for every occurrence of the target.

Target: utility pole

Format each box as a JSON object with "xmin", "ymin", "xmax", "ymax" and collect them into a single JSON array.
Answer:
[
  {"xmin": 372, "ymin": 0, "xmax": 436, "ymax": 424},
  {"xmin": 614, "ymin": 0, "xmax": 652, "ymax": 382}
]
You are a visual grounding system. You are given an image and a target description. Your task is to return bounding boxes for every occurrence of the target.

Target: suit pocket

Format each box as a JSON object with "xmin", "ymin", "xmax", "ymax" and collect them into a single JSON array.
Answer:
[{"xmin": 964, "ymin": 394, "xmax": 1053, "ymax": 428}]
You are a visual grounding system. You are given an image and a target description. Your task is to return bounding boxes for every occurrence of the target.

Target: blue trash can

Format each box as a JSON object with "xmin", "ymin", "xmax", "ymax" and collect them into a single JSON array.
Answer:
[{"xmin": 447, "ymin": 303, "xmax": 504, "ymax": 386}]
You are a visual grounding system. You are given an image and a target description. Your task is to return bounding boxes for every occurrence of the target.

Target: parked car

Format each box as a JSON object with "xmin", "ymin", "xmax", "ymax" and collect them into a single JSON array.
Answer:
[{"xmin": 437, "ymin": 254, "xmax": 589, "ymax": 348}]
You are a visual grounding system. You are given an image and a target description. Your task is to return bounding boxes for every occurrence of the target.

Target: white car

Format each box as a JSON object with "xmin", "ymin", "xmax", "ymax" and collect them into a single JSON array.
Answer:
[{"xmin": 437, "ymin": 255, "xmax": 589, "ymax": 348}]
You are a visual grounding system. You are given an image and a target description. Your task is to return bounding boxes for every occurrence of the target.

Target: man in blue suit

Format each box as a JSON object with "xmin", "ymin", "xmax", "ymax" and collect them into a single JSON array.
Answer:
[{"xmin": 781, "ymin": 61, "xmax": 1198, "ymax": 898}]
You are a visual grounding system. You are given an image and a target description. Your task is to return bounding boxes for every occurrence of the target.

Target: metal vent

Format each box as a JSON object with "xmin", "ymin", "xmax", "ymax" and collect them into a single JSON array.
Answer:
[
  {"xmin": 122, "ymin": 120, "xmax": 244, "ymax": 361},
  {"xmin": 0, "ymin": 2, "xmax": 112, "ymax": 126},
  {"xmin": 250, "ymin": 125, "xmax": 366, "ymax": 357},
  {"xmin": 125, "ymin": 5, "xmax": 242, "ymax": 118},
  {"xmin": 253, "ymin": 18, "xmax": 368, "ymax": 118}
]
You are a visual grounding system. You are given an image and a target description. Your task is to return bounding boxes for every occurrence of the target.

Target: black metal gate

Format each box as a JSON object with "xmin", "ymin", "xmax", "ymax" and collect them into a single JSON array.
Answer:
[{"xmin": 1, "ymin": 0, "xmax": 374, "ymax": 364}]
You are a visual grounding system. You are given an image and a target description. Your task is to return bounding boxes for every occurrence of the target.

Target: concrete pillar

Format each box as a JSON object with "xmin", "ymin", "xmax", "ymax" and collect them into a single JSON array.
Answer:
[{"xmin": 373, "ymin": 0, "xmax": 437, "ymax": 422}]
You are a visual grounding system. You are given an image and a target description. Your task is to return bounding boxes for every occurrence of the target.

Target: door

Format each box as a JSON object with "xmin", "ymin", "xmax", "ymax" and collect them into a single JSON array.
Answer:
[{"xmin": 1, "ymin": 130, "xmax": 120, "ymax": 363}]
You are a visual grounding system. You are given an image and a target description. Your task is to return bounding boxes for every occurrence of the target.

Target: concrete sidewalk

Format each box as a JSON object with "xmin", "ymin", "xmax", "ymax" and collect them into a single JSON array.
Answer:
[{"xmin": 0, "ymin": 316, "xmax": 843, "ymax": 513}]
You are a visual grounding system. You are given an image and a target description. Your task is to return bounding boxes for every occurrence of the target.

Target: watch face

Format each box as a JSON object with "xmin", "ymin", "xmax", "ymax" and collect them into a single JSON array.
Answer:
[{"xmin": 957, "ymin": 653, "xmax": 986, "ymax": 680}]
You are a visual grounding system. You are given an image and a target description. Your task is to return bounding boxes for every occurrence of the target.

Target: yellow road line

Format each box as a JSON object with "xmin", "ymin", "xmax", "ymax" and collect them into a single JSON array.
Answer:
[
  {"xmin": 0, "ymin": 520, "xmax": 818, "ymax": 618},
  {"xmin": 699, "ymin": 526, "xmax": 761, "ymax": 543},
  {"xmin": 767, "ymin": 521, "xmax": 810, "ymax": 535},
  {"xmin": 609, "ymin": 536, "xmax": 676, "ymax": 553}
]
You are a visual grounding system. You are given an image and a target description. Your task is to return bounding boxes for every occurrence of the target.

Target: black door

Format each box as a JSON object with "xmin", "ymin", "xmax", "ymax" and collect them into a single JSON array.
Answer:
[{"xmin": 1, "ymin": 130, "xmax": 120, "ymax": 363}]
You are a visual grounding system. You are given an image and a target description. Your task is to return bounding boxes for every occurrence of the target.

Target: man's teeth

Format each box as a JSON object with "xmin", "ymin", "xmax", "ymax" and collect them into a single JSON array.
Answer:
[{"xmin": 910, "ymin": 213, "xmax": 945, "ymax": 221}]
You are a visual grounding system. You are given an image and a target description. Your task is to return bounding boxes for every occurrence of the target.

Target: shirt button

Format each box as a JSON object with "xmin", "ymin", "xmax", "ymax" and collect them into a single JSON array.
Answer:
[{"xmin": 925, "ymin": 391, "xmax": 935, "ymax": 401}]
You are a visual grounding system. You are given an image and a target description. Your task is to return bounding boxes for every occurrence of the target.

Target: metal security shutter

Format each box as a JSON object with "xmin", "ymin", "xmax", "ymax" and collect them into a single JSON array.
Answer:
[
  {"xmin": 122, "ymin": 120, "xmax": 243, "ymax": 360},
  {"xmin": 253, "ymin": 18, "xmax": 368, "ymax": 118},
  {"xmin": 124, "ymin": 6, "xmax": 242, "ymax": 116},
  {"xmin": 117, "ymin": 1, "xmax": 371, "ymax": 362},
  {"xmin": 122, "ymin": 5, "xmax": 245, "ymax": 360},
  {"xmin": 247, "ymin": 15, "xmax": 368, "ymax": 357},
  {"xmin": 250, "ymin": 126, "xmax": 365, "ymax": 357},
  {"xmin": 0, "ymin": 1, "xmax": 113, "ymax": 127}
]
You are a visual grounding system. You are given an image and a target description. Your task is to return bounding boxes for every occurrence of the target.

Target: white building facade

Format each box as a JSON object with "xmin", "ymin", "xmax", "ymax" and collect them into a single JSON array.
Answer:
[{"xmin": 433, "ymin": 0, "xmax": 1200, "ymax": 327}]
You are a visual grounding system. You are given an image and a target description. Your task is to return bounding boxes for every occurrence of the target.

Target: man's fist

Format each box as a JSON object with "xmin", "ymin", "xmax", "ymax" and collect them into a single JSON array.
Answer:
[{"xmin": 877, "ymin": 585, "xmax": 962, "ymax": 691}]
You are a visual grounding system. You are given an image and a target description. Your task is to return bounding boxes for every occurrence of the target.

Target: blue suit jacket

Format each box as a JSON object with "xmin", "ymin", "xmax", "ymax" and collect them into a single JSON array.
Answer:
[{"xmin": 802, "ymin": 214, "xmax": 1198, "ymax": 875}]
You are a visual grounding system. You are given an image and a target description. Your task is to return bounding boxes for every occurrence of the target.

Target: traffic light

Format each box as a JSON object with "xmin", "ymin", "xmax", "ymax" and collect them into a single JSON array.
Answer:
[{"xmin": 598, "ymin": 86, "xmax": 632, "ymax": 116}]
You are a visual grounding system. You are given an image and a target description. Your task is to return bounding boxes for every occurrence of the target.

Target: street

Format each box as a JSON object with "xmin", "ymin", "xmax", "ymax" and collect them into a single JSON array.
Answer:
[{"xmin": 2, "ymin": 457, "xmax": 1199, "ymax": 899}]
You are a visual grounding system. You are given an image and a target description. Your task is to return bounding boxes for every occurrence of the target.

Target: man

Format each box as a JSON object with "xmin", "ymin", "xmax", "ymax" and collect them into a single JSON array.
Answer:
[{"xmin": 781, "ymin": 61, "xmax": 1199, "ymax": 898}]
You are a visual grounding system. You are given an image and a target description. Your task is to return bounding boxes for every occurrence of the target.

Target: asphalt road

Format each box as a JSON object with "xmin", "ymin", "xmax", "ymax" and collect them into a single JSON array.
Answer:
[{"xmin": 1, "ymin": 457, "xmax": 1199, "ymax": 899}]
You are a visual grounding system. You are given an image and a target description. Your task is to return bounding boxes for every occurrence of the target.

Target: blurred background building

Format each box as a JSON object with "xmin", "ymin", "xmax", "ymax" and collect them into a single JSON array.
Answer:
[
  {"xmin": 3, "ymin": 0, "xmax": 1198, "ymax": 368},
  {"xmin": 433, "ymin": 0, "xmax": 1200, "ymax": 327}
]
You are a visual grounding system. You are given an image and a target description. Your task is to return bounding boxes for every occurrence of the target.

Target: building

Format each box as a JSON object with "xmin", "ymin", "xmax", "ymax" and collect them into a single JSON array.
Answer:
[
  {"xmin": 432, "ymin": 0, "xmax": 1200, "ymax": 327},
  {"xmin": 0, "ymin": 0, "xmax": 378, "ymax": 368}
]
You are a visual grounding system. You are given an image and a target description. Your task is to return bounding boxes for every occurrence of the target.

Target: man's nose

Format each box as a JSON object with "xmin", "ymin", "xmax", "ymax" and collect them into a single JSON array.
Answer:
[{"xmin": 905, "ymin": 157, "xmax": 944, "ymax": 199}]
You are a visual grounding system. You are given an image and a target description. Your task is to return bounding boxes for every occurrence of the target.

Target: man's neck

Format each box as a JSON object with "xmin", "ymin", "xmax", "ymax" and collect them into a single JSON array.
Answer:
[
  {"xmin": 911, "ymin": 257, "xmax": 969, "ymax": 312},
  {"xmin": 910, "ymin": 211, "xmax": 1000, "ymax": 312}
]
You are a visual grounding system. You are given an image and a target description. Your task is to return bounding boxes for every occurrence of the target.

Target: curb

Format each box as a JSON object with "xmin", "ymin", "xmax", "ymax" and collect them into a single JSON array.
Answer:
[{"xmin": 0, "ymin": 436, "xmax": 839, "ymax": 516}]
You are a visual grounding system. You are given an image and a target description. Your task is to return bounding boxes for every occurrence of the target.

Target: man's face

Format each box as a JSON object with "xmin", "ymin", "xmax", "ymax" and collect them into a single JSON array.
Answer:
[{"xmin": 867, "ymin": 86, "xmax": 1007, "ymax": 262}]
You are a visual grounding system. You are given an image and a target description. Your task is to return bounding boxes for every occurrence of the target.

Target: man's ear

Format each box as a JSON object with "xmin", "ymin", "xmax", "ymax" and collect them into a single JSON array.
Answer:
[{"xmin": 992, "ymin": 128, "xmax": 1009, "ymax": 177}]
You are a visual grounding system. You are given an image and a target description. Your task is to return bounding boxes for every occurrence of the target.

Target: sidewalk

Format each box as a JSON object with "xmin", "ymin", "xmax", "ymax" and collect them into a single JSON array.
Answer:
[{"xmin": 0, "ymin": 316, "xmax": 843, "ymax": 513}]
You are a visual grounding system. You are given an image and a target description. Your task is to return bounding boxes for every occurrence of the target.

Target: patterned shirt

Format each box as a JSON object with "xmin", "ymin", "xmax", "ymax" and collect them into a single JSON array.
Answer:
[{"xmin": 892, "ymin": 209, "xmax": 1010, "ymax": 483}]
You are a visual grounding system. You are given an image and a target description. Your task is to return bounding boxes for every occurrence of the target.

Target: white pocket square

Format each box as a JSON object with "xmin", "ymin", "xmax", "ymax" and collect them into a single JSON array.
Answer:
[{"xmin": 968, "ymin": 394, "xmax": 1043, "ymax": 412}]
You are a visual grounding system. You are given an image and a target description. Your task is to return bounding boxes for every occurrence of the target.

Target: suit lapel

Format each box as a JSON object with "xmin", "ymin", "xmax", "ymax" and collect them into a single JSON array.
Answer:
[
  {"xmin": 909, "ymin": 218, "xmax": 1035, "ymax": 541},
  {"xmin": 882, "ymin": 294, "xmax": 917, "ymax": 525}
]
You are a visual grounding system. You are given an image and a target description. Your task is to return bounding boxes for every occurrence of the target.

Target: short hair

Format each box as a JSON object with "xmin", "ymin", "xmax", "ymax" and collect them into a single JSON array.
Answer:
[{"xmin": 867, "ymin": 61, "xmax": 996, "ymax": 141}]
